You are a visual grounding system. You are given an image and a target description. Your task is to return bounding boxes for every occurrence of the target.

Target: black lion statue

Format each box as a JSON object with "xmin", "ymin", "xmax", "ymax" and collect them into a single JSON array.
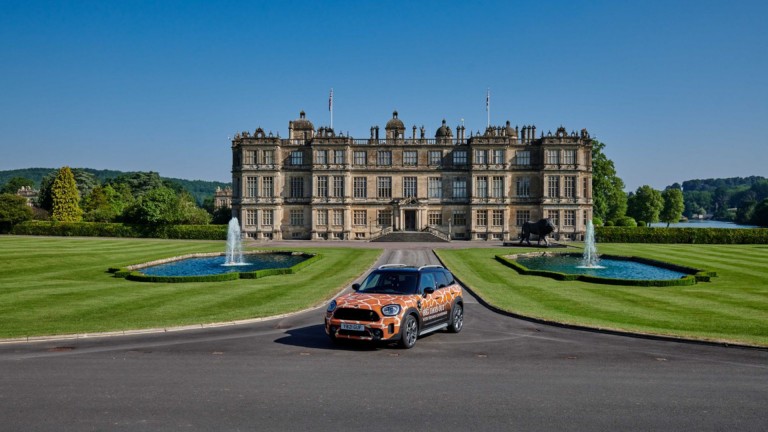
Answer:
[{"xmin": 519, "ymin": 219, "xmax": 556, "ymax": 246}]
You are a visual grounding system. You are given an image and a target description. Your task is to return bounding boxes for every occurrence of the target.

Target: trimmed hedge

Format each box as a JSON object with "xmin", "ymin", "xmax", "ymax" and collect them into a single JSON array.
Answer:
[
  {"xmin": 115, "ymin": 253, "xmax": 322, "ymax": 283},
  {"xmin": 595, "ymin": 226, "xmax": 768, "ymax": 244},
  {"xmin": 126, "ymin": 271, "xmax": 240, "ymax": 283},
  {"xmin": 11, "ymin": 221, "xmax": 227, "ymax": 240},
  {"xmin": 495, "ymin": 254, "xmax": 700, "ymax": 287},
  {"xmin": 239, "ymin": 268, "xmax": 292, "ymax": 279}
]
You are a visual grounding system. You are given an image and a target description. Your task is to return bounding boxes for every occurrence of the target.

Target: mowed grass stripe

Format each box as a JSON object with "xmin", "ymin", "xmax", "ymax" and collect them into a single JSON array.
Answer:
[
  {"xmin": 476, "ymin": 269, "xmax": 760, "ymax": 333},
  {"xmin": 0, "ymin": 237, "xmax": 380, "ymax": 338},
  {"xmin": 436, "ymin": 245, "xmax": 768, "ymax": 346}
]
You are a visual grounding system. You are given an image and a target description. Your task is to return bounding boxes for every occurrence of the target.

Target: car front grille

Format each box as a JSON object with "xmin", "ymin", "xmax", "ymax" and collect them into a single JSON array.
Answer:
[
  {"xmin": 338, "ymin": 329, "xmax": 371, "ymax": 337},
  {"xmin": 333, "ymin": 308, "xmax": 380, "ymax": 322}
]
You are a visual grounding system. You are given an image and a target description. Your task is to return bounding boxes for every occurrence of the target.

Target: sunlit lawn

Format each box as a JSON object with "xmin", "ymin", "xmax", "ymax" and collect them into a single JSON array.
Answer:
[
  {"xmin": 0, "ymin": 236, "xmax": 380, "ymax": 338},
  {"xmin": 437, "ymin": 244, "xmax": 768, "ymax": 346},
  {"xmin": 5, "ymin": 235, "xmax": 766, "ymax": 346}
]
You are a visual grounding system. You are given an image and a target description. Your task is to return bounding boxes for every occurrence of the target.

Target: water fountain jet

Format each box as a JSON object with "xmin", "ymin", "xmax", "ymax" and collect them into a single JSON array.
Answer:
[
  {"xmin": 224, "ymin": 218, "xmax": 245, "ymax": 266},
  {"xmin": 578, "ymin": 220, "xmax": 604, "ymax": 269}
]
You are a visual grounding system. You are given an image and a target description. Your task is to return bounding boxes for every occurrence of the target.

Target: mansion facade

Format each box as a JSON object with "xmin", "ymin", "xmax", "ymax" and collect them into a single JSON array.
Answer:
[{"xmin": 231, "ymin": 111, "xmax": 593, "ymax": 241}]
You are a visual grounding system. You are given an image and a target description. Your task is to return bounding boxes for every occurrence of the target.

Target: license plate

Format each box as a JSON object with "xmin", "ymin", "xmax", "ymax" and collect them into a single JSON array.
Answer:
[{"xmin": 341, "ymin": 323, "xmax": 365, "ymax": 331}]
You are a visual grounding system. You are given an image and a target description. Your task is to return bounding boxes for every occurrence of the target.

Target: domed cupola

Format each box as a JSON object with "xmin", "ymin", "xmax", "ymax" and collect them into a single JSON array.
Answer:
[
  {"xmin": 385, "ymin": 111, "xmax": 405, "ymax": 139},
  {"xmin": 289, "ymin": 110, "xmax": 315, "ymax": 139},
  {"xmin": 435, "ymin": 119, "xmax": 453, "ymax": 139},
  {"xmin": 505, "ymin": 120, "xmax": 516, "ymax": 137}
]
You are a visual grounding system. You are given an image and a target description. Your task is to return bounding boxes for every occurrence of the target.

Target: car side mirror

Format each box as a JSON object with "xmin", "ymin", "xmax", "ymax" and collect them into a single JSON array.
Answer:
[
  {"xmin": 352, "ymin": 283, "xmax": 360, "ymax": 291},
  {"xmin": 423, "ymin": 287, "xmax": 435, "ymax": 297}
]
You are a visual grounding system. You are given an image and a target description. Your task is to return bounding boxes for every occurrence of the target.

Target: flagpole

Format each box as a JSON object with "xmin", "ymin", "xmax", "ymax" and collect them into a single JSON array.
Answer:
[
  {"xmin": 329, "ymin": 88, "xmax": 334, "ymax": 130},
  {"xmin": 486, "ymin": 88, "xmax": 490, "ymax": 128}
]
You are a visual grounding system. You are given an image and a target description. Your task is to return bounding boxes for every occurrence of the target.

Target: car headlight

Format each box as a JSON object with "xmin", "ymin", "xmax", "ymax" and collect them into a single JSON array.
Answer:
[
  {"xmin": 327, "ymin": 300, "xmax": 337, "ymax": 313},
  {"xmin": 381, "ymin": 304, "xmax": 401, "ymax": 316}
]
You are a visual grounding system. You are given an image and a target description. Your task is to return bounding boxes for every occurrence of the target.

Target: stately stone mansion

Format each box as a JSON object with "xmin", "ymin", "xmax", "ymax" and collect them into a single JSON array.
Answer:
[{"xmin": 230, "ymin": 111, "xmax": 593, "ymax": 241}]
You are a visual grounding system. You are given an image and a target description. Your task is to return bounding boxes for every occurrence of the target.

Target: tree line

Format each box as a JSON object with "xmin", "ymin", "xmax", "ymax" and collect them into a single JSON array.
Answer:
[
  {"xmin": 0, "ymin": 168, "xmax": 231, "ymax": 233},
  {"xmin": 2, "ymin": 146, "xmax": 767, "ymax": 234},
  {"xmin": 589, "ymin": 142, "xmax": 767, "ymax": 227},
  {"xmin": 0, "ymin": 167, "xmax": 229, "ymax": 205}
]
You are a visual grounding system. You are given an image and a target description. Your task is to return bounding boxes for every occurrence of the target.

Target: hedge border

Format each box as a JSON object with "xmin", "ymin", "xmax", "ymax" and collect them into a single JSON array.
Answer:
[
  {"xmin": 495, "ymin": 253, "xmax": 710, "ymax": 287},
  {"xmin": 11, "ymin": 221, "xmax": 227, "ymax": 240},
  {"xmin": 595, "ymin": 226, "xmax": 768, "ymax": 244},
  {"xmin": 111, "ymin": 252, "xmax": 321, "ymax": 283}
]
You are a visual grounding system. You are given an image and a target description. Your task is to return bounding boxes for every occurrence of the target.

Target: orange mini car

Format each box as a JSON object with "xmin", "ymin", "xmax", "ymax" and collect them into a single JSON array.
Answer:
[{"xmin": 325, "ymin": 264, "xmax": 464, "ymax": 348}]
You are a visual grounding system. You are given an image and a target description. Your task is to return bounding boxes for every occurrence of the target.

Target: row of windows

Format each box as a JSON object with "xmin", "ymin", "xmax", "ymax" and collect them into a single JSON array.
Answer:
[
  {"xmin": 256, "ymin": 149, "xmax": 568, "ymax": 167},
  {"xmin": 245, "ymin": 208, "xmax": 589, "ymax": 228},
  {"xmin": 246, "ymin": 149, "xmax": 582, "ymax": 168},
  {"xmin": 245, "ymin": 176, "xmax": 274, "ymax": 197},
  {"xmin": 243, "ymin": 150, "xmax": 275, "ymax": 165},
  {"xmin": 246, "ymin": 175, "xmax": 587, "ymax": 200},
  {"xmin": 244, "ymin": 209, "xmax": 274, "ymax": 226},
  {"xmin": 546, "ymin": 176, "xmax": 589, "ymax": 198},
  {"xmin": 246, "ymin": 175, "xmax": 589, "ymax": 200},
  {"xmin": 545, "ymin": 149, "xmax": 578, "ymax": 165}
]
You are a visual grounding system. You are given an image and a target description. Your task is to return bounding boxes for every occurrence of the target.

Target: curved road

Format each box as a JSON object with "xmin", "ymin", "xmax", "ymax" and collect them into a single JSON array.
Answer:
[{"xmin": 1, "ymin": 246, "xmax": 766, "ymax": 431}]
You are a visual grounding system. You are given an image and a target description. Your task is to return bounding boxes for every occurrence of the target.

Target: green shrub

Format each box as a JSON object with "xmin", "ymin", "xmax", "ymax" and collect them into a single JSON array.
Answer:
[{"xmin": 615, "ymin": 216, "xmax": 638, "ymax": 227}]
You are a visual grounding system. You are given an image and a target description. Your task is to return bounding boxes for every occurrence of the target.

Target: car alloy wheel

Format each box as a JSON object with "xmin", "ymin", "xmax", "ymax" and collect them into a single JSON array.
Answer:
[
  {"xmin": 449, "ymin": 304, "xmax": 463, "ymax": 333},
  {"xmin": 399, "ymin": 314, "xmax": 418, "ymax": 349}
]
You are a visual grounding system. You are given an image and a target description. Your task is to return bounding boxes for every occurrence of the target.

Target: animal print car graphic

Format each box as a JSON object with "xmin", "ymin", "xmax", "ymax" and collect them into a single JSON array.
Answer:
[{"xmin": 324, "ymin": 264, "xmax": 464, "ymax": 348}]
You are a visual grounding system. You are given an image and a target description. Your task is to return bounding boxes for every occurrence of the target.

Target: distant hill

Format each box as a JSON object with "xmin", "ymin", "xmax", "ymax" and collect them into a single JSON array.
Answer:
[
  {"xmin": 0, "ymin": 168, "xmax": 231, "ymax": 205},
  {"xmin": 680, "ymin": 176, "xmax": 766, "ymax": 192},
  {"xmin": 667, "ymin": 176, "xmax": 768, "ymax": 221}
]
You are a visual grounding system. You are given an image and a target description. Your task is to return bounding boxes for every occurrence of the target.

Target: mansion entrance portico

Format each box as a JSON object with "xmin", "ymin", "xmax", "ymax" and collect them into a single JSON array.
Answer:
[{"xmin": 395, "ymin": 197, "xmax": 421, "ymax": 232}]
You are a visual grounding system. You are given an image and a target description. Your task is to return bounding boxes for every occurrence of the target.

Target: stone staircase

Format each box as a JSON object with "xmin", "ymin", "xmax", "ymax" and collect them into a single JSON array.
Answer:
[{"xmin": 371, "ymin": 231, "xmax": 449, "ymax": 243}]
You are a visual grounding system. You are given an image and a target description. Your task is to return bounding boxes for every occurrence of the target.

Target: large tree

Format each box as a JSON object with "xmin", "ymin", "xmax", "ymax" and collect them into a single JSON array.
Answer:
[
  {"xmin": 627, "ymin": 185, "xmax": 663, "ymax": 224},
  {"xmin": 83, "ymin": 184, "xmax": 130, "ymax": 222},
  {"xmin": 590, "ymin": 140, "xmax": 627, "ymax": 224},
  {"xmin": 36, "ymin": 172, "xmax": 55, "ymax": 211},
  {"xmin": 1, "ymin": 177, "xmax": 35, "ymax": 194},
  {"xmin": 751, "ymin": 198, "xmax": 768, "ymax": 227},
  {"xmin": 105, "ymin": 171, "xmax": 167, "ymax": 197},
  {"xmin": 122, "ymin": 186, "xmax": 180, "ymax": 225},
  {"xmin": 51, "ymin": 166, "xmax": 83, "ymax": 222},
  {"xmin": 660, "ymin": 188, "xmax": 685, "ymax": 227},
  {"xmin": 71, "ymin": 169, "xmax": 98, "ymax": 202},
  {"xmin": 736, "ymin": 199, "xmax": 756, "ymax": 225},
  {"xmin": 0, "ymin": 194, "xmax": 33, "ymax": 233},
  {"xmin": 176, "ymin": 191, "xmax": 212, "ymax": 225}
]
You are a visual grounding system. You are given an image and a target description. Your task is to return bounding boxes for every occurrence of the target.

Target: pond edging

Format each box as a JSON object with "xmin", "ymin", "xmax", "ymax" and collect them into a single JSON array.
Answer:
[{"xmin": 109, "ymin": 251, "xmax": 321, "ymax": 283}]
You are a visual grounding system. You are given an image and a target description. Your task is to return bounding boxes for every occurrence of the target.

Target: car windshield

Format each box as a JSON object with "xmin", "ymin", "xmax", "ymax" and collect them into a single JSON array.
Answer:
[{"xmin": 358, "ymin": 271, "xmax": 419, "ymax": 295}]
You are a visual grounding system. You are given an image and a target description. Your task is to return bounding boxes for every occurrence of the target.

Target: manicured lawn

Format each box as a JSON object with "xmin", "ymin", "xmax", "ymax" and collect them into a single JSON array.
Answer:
[
  {"xmin": 436, "ymin": 244, "xmax": 768, "ymax": 347},
  {"xmin": 0, "ymin": 236, "xmax": 380, "ymax": 338}
]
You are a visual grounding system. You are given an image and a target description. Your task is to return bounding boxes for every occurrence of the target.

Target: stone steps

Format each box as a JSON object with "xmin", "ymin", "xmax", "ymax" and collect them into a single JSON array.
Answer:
[{"xmin": 371, "ymin": 232, "xmax": 449, "ymax": 243}]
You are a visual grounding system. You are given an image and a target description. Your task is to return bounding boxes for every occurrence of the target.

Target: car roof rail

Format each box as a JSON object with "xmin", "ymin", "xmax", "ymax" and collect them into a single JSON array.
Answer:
[
  {"xmin": 418, "ymin": 265, "xmax": 445, "ymax": 270},
  {"xmin": 377, "ymin": 264, "xmax": 410, "ymax": 269}
]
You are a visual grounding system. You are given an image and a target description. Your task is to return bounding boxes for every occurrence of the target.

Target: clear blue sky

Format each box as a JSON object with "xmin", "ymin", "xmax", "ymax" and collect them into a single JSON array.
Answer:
[{"xmin": 1, "ymin": 0, "xmax": 766, "ymax": 191}]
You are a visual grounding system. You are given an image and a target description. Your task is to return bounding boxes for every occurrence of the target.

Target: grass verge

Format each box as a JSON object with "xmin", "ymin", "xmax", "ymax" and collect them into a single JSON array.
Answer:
[
  {"xmin": 0, "ymin": 236, "xmax": 380, "ymax": 338},
  {"xmin": 436, "ymin": 244, "xmax": 768, "ymax": 347}
]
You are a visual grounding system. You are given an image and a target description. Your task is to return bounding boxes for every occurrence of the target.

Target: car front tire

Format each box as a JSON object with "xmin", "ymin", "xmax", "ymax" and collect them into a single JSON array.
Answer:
[
  {"xmin": 398, "ymin": 314, "xmax": 419, "ymax": 349},
  {"xmin": 448, "ymin": 303, "xmax": 463, "ymax": 333}
]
